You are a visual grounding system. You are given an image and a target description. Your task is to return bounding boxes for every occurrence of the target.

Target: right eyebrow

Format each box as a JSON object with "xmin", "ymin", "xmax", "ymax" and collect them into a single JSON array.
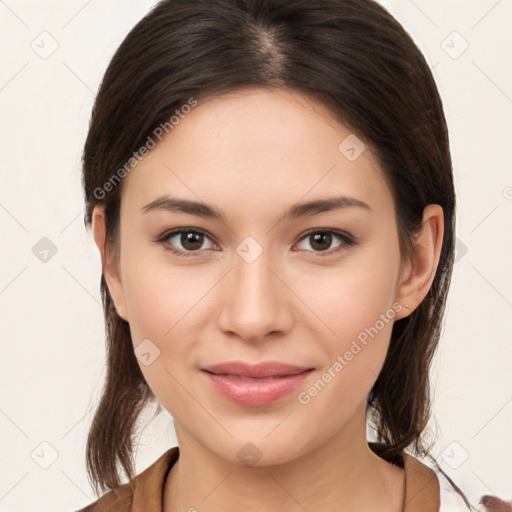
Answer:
[{"xmin": 141, "ymin": 196, "xmax": 224, "ymax": 219}]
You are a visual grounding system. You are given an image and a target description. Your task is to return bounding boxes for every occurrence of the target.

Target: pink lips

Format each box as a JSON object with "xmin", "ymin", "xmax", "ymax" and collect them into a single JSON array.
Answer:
[{"xmin": 201, "ymin": 361, "xmax": 314, "ymax": 407}]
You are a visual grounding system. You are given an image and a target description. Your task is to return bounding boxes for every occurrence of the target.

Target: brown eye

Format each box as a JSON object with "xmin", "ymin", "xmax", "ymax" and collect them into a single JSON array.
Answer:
[
  {"xmin": 160, "ymin": 228, "xmax": 217, "ymax": 256},
  {"xmin": 295, "ymin": 230, "xmax": 355, "ymax": 255},
  {"xmin": 309, "ymin": 232, "xmax": 333, "ymax": 252},
  {"xmin": 179, "ymin": 231, "xmax": 205, "ymax": 251}
]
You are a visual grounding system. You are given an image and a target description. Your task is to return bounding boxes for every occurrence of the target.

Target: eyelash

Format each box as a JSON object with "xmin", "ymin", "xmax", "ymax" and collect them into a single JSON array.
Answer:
[{"xmin": 156, "ymin": 227, "xmax": 357, "ymax": 258}]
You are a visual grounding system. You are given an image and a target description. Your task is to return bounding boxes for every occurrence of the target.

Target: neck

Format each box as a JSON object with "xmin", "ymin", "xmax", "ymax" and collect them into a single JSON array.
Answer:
[{"xmin": 163, "ymin": 402, "xmax": 405, "ymax": 512}]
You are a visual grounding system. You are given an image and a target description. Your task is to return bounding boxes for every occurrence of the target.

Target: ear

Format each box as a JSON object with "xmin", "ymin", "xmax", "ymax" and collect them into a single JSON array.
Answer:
[
  {"xmin": 91, "ymin": 205, "xmax": 128, "ymax": 321},
  {"xmin": 394, "ymin": 204, "xmax": 444, "ymax": 321}
]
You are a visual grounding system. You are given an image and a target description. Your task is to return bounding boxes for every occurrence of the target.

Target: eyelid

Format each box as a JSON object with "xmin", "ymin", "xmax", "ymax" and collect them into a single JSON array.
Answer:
[
  {"xmin": 156, "ymin": 227, "xmax": 356, "ymax": 257},
  {"xmin": 294, "ymin": 228, "xmax": 356, "ymax": 256},
  {"xmin": 156, "ymin": 227, "xmax": 219, "ymax": 257}
]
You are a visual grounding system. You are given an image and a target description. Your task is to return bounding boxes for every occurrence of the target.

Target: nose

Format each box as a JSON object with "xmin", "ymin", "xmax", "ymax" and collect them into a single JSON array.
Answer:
[{"xmin": 216, "ymin": 248, "xmax": 294, "ymax": 343}]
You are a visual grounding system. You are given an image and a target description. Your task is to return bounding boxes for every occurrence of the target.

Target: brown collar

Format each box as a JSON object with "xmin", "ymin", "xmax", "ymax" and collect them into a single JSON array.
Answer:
[
  {"xmin": 402, "ymin": 451, "xmax": 441, "ymax": 511},
  {"xmin": 370, "ymin": 442, "xmax": 440, "ymax": 512},
  {"xmin": 79, "ymin": 444, "xmax": 440, "ymax": 512}
]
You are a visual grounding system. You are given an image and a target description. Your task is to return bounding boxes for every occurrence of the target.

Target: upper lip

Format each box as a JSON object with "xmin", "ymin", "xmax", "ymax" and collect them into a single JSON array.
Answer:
[{"xmin": 201, "ymin": 361, "xmax": 314, "ymax": 378}]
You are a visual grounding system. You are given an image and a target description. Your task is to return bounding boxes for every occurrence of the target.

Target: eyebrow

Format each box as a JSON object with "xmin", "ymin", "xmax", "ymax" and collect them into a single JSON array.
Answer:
[{"xmin": 141, "ymin": 194, "xmax": 371, "ymax": 220}]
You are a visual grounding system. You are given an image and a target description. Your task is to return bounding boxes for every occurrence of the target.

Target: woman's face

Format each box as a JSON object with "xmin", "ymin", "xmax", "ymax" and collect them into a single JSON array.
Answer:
[{"xmin": 97, "ymin": 87, "xmax": 412, "ymax": 465}]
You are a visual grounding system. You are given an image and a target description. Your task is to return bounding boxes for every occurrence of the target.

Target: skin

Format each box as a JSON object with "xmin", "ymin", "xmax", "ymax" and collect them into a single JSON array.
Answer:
[{"xmin": 92, "ymin": 87, "xmax": 444, "ymax": 512}]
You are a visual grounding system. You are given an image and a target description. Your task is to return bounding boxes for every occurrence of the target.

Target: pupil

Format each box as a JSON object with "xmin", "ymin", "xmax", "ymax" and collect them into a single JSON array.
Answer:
[
  {"xmin": 312, "ymin": 233, "xmax": 331, "ymax": 251},
  {"xmin": 182, "ymin": 232, "xmax": 202, "ymax": 250}
]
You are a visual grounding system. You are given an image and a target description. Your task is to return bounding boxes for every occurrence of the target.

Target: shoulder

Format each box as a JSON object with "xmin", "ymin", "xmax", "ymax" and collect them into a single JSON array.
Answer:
[
  {"xmin": 370, "ymin": 441, "xmax": 441, "ymax": 510},
  {"xmin": 402, "ymin": 450, "xmax": 511, "ymax": 512},
  {"xmin": 74, "ymin": 484, "xmax": 132, "ymax": 512},
  {"xmin": 410, "ymin": 452, "xmax": 472, "ymax": 512},
  {"xmin": 73, "ymin": 447, "xmax": 180, "ymax": 512},
  {"xmin": 370, "ymin": 441, "xmax": 472, "ymax": 512}
]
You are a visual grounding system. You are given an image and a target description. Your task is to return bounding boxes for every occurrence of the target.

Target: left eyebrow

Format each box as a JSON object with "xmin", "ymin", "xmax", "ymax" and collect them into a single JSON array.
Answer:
[
  {"xmin": 141, "ymin": 194, "xmax": 372, "ymax": 220},
  {"xmin": 283, "ymin": 195, "xmax": 372, "ymax": 220}
]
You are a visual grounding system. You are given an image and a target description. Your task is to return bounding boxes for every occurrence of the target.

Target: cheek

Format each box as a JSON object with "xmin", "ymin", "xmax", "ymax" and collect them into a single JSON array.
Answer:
[
  {"xmin": 316, "ymin": 309, "xmax": 394, "ymax": 401},
  {"xmin": 122, "ymin": 267, "xmax": 195, "ymax": 414},
  {"xmin": 121, "ymin": 246, "xmax": 209, "ymax": 342},
  {"xmin": 294, "ymin": 241, "xmax": 400, "ymax": 401},
  {"xmin": 119, "ymin": 251, "xmax": 214, "ymax": 407},
  {"xmin": 296, "ymin": 303, "xmax": 396, "ymax": 431},
  {"xmin": 298, "ymin": 253, "xmax": 400, "ymax": 348}
]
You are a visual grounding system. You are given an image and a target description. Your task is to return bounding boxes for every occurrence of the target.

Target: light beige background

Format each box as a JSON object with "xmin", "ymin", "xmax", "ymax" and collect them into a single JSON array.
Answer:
[{"xmin": 0, "ymin": 1, "xmax": 511, "ymax": 510}]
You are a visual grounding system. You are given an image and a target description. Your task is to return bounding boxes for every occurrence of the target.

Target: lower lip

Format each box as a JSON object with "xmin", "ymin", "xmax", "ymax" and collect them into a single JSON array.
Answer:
[{"xmin": 201, "ymin": 370, "xmax": 313, "ymax": 407}]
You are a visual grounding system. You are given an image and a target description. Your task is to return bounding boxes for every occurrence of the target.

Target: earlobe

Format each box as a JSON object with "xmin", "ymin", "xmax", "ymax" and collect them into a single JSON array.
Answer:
[
  {"xmin": 395, "ymin": 204, "xmax": 444, "ymax": 319},
  {"xmin": 91, "ymin": 205, "xmax": 127, "ymax": 320}
]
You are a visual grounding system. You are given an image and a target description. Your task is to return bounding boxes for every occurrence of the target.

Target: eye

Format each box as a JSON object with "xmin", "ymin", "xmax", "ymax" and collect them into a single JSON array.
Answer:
[
  {"xmin": 294, "ymin": 229, "xmax": 356, "ymax": 256},
  {"xmin": 157, "ymin": 228, "xmax": 218, "ymax": 257},
  {"xmin": 156, "ymin": 227, "xmax": 356, "ymax": 258}
]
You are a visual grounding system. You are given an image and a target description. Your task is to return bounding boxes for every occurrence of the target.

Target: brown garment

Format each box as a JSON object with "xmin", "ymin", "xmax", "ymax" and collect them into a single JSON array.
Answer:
[{"xmin": 76, "ymin": 442, "xmax": 440, "ymax": 512}]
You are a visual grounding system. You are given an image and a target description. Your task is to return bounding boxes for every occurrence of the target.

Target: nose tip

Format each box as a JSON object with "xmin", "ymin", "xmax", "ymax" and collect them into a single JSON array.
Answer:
[{"xmin": 215, "ymin": 255, "xmax": 293, "ymax": 342}]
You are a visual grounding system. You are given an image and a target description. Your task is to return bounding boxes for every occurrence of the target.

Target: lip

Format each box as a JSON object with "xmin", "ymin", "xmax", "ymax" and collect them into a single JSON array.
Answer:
[{"xmin": 200, "ymin": 361, "xmax": 314, "ymax": 407}]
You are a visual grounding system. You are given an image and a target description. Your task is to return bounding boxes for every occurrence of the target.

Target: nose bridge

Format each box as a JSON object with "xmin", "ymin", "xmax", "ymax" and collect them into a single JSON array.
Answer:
[{"xmin": 216, "ymin": 243, "xmax": 290, "ymax": 340}]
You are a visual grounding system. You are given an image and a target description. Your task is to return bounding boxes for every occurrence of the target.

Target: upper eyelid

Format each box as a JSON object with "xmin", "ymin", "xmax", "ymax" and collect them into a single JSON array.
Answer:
[
  {"xmin": 160, "ymin": 227, "xmax": 354, "ymax": 251},
  {"xmin": 162, "ymin": 227, "xmax": 217, "ymax": 244}
]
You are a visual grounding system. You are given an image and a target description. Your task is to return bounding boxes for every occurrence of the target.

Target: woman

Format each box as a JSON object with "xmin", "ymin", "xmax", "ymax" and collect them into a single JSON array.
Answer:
[{"xmin": 76, "ymin": 0, "xmax": 491, "ymax": 510}]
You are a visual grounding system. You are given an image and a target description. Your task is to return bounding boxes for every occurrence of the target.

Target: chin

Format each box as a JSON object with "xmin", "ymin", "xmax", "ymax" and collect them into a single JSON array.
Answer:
[{"xmin": 205, "ymin": 435, "xmax": 307, "ymax": 469}]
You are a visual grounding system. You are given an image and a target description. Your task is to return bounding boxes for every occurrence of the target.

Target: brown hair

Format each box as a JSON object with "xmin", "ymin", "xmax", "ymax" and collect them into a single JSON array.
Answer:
[{"xmin": 81, "ymin": 0, "xmax": 470, "ymax": 506}]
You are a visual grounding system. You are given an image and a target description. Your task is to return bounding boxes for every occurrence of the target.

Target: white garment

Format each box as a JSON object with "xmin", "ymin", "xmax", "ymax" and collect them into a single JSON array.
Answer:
[{"xmin": 430, "ymin": 464, "xmax": 476, "ymax": 512}]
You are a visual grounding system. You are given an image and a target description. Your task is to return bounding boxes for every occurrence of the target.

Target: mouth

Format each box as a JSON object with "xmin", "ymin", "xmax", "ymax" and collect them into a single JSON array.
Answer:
[
  {"xmin": 200, "ymin": 361, "xmax": 314, "ymax": 406},
  {"xmin": 201, "ymin": 360, "xmax": 314, "ymax": 378},
  {"xmin": 203, "ymin": 373, "xmax": 304, "ymax": 382}
]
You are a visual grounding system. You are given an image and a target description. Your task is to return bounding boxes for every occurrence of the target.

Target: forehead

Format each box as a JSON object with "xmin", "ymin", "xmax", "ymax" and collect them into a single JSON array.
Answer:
[{"xmin": 120, "ymin": 87, "xmax": 394, "ymax": 221}]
